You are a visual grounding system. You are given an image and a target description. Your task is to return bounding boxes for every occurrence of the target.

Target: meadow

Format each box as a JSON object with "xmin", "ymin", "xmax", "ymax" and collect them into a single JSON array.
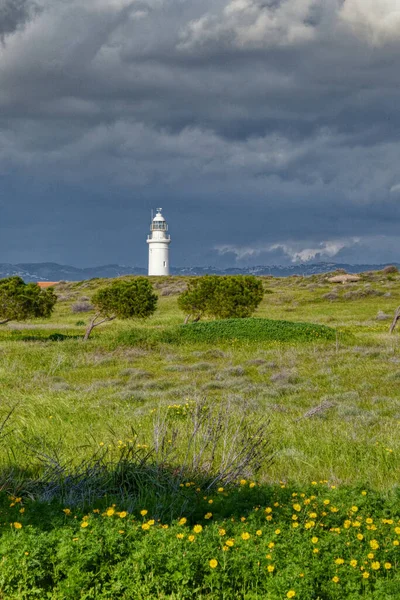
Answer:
[{"xmin": 0, "ymin": 270, "xmax": 399, "ymax": 598}]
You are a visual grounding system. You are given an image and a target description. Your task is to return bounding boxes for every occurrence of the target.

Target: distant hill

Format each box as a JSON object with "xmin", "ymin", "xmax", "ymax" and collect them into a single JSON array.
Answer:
[{"xmin": 0, "ymin": 261, "xmax": 398, "ymax": 282}]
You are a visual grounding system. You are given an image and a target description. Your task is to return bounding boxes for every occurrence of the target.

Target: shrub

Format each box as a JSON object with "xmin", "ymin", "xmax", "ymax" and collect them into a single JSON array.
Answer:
[
  {"xmin": 178, "ymin": 275, "xmax": 264, "ymax": 322},
  {"xmin": 163, "ymin": 318, "xmax": 337, "ymax": 344},
  {"xmin": 0, "ymin": 277, "xmax": 57, "ymax": 324},
  {"xmin": 71, "ymin": 301, "xmax": 94, "ymax": 313},
  {"xmin": 84, "ymin": 278, "xmax": 157, "ymax": 340},
  {"xmin": 383, "ymin": 265, "xmax": 398, "ymax": 274}
]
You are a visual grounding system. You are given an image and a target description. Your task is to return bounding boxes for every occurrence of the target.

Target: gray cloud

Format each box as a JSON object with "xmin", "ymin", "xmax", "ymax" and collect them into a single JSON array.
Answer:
[
  {"xmin": 0, "ymin": 0, "xmax": 400, "ymax": 267},
  {"xmin": 0, "ymin": 0, "xmax": 40, "ymax": 40}
]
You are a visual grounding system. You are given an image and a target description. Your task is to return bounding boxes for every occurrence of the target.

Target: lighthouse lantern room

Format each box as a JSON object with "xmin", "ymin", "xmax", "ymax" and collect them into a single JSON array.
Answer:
[{"xmin": 147, "ymin": 208, "xmax": 171, "ymax": 276}]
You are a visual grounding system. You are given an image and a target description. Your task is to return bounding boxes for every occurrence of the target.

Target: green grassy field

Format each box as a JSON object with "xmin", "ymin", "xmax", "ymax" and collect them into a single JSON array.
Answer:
[
  {"xmin": 0, "ymin": 271, "xmax": 399, "ymax": 599},
  {"xmin": 0, "ymin": 271, "xmax": 399, "ymax": 489}
]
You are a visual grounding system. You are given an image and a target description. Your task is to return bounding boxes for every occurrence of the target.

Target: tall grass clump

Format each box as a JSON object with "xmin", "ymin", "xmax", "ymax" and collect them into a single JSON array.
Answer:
[{"xmin": 1, "ymin": 399, "xmax": 272, "ymax": 518}]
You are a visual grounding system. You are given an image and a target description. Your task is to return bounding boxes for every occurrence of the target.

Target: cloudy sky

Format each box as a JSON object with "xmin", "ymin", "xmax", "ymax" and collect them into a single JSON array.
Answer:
[{"xmin": 1, "ymin": 0, "xmax": 400, "ymax": 268}]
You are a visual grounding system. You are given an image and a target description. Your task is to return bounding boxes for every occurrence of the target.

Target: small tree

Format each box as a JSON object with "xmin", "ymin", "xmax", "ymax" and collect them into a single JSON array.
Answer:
[
  {"xmin": 178, "ymin": 275, "xmax": 264, "ymax": 323},
  {"xmin": 84, "ymin": 278, "xmax": 158, "ymax": 340},
  {"xmin": 0, "ymin": 277, "xmax": 57, "ymax": 324}
]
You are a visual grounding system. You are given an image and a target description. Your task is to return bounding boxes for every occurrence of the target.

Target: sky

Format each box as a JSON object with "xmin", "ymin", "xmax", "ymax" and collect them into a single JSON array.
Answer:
[{"xmin": 1, "ymin": 0, "xmax": 400, "ymax": 268}]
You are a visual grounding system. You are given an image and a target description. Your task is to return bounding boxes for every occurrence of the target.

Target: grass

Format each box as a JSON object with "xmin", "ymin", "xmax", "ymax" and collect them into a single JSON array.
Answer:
[
  {"xmin": 0, "ymin": 270, "xmax": 399, "ymax": 597},
  {"xmin": 0, "ymin": 271, "xmax": 399, "ymax": 488}
]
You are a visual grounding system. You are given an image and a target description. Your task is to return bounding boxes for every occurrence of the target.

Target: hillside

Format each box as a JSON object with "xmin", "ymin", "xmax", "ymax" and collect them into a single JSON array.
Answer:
[{"xmin": 0, "ymin": 261, "xmax": 399, "ymax": 281}]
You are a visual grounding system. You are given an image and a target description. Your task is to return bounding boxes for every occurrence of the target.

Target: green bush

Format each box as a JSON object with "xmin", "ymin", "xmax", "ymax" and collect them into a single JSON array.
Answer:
[
  {"xmin": 164, "ymin": 318, "xmax": 337, "ymax": 344},
  {"xmin": 178, "ymin": 275, "xmax": 264, "ymax": 322},
  {"xmin": 0, "ymin": 276, "xmax": 57, "ymax": 324},
  {"xmin": 84, "ymin": 278, "xmax": 158, "ymax": 339}
]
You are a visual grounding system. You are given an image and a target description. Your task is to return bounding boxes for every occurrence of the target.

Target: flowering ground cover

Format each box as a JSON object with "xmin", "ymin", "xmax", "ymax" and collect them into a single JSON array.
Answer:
[{"xmin": 1, "ymin": 482, "xmax": 399, "ymax": 599}]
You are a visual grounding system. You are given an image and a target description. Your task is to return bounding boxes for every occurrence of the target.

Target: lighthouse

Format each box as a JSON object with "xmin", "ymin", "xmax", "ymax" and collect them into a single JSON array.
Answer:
[{"xmin": 147, "ymin": 208, "xmax": 171, "ymax": 276}]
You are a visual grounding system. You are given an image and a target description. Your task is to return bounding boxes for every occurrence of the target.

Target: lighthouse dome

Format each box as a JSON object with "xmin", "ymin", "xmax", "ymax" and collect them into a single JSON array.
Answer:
[
  {"xmin": 151, "ymin": 208, "xmax": 168, "ymax": 231},
  {"xmin": 153, "ymin": 208, "xmax": 165, "ymax": 221}
]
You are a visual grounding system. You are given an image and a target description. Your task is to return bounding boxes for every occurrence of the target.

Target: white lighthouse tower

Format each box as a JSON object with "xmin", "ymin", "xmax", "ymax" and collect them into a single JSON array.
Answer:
[{"xmin": 147, "ymin": 208, "xmax": 171, "ymax": 276}]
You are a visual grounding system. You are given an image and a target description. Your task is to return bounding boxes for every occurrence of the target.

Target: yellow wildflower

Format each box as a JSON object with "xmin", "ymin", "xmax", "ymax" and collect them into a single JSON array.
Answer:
[
  {"xmin": 370, "ymin": 540, "xmax": 379, "ymax": 550},
  {"xmin": 119, "ymin": 512, "xmax": 127, "ymax": 519},
  {"xmin": 363, "ymin": 572, "xmax": 370, "ymax": 579},
  {"xmin": 140, "ymin": 510, "xmax": 148, "ymax": 516},
  {"xmin": 193, "ymin": 525, "xmax": 203, "ymax": 533},
  {"xmin": 332, "ymin": 576, "xmax": 339, "ymax": 583},
  {"xmin": 176, "ymin": 533, "xmax": 184, "ymax": 540},
  {"xmin": 204, "ymin": 512, "xmax": 212, "ymax": 519},
  {"xmin": 335, "ymin": 558, "xmax": 344, "ymax": 565},
  {"xmin": 106, "ymin": 508, "xmax": 115, "ymax": 517},
  {"xmin": 350, "ymin": 559, "xmax": 358, "ymax": 567},
  {"xmin": 384, "ymin": 563, "xmax": 392, "ymax": 570},
  {"xmin": 371, "ymin": 562, "xmax": 380, "ymax": 571},
  {"xmin": 141, "ymin": 523, "xmax": 150, "ymax": 531},
  {"xmin": 63, "ymin": 509, "xmax": 71, "ymax": 516},
  {"xmin": 293, "ymin": 503, "xmax": 301, "ymax": 512},
  {"xmin": 267, "ymin": 565, "xmax": 275, "ymax": 573},
  {"xmin": 256, "ymin": 530, "xmax": 262, "ymax": 536},
  {"xmin": 188, "ymin": 535, "xmax": 195, "ymax": 542},
  {"xmin": 241, "ymin": 532, "xmax": 250, "ymax": 540},
  {"xmin": 287, "ymin": 591, "xmax": 296, "ymax": 598},
  {"xmin": 219, "ymin": 528, "xmax": 226, "ymax": 536},
  {"xmin": 13, "ymin": 522, "xmax": 22, "ymax": 529},
  {"xmin": 226, "ymin": 539, "xmax": 234, "ymax": 547},
  {"xmin": 209, "ymin": 559, "xmax": 218, "ymax": 569},
  {"xmin": 311, "ymin": 537, "xmax": 318, "ymax": 544},
  {"xmin": 80, "ymin": 522, "xmax": 89, "ymax": 528}
]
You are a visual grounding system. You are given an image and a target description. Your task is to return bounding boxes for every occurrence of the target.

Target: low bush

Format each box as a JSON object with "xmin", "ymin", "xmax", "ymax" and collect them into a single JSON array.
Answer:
[
  {"xmin": 0, "ymin": 483, "xmax": 398, "ymax": 599},
  {"xmin": 163, "ymin": 318, "xmax": 337, "ymax": 344},
  {"xmin": 71, "ymin": 301, "xmax": 94, "ymax": 313}
]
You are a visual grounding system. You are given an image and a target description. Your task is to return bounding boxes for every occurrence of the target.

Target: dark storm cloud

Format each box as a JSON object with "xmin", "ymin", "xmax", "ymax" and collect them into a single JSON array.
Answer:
[
  {"xmin": 0, "ymin": 0, "xmax": 400, "ymax": 267},
  {"xmin": 0, "ymin": 0, "xmax": 39, "ymax": 40}
]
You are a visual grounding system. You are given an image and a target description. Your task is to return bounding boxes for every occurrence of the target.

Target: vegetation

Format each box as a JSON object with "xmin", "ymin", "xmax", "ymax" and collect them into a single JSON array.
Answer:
[
  {"xmin": 0, "ymin": 269, "xmax": 399, "ymax": 598},
  {"xmin": 166, "ymin": 318, "xmax": 337, "ymax": 344},
  {"xmin": 0, "ymin": 483, "xmax": 399, "ymax": 599},
  {"xmin": 84, "ymin": 278, "xmax": 157, "ymax": 340},
  {"xmin": 0, "ymin": 276, "xmax": 56, "ymax": 325},
  {"xmin": 178, "ymin": 275, "xmax": 264, "ymax": 322}
]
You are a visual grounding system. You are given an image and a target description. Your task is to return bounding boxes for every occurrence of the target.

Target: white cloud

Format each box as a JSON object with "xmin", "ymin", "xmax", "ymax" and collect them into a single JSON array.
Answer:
[
  {"xmin": 216, "ymin": 238, "xmax": 361, "ymax": 263},
  {"xmin": 339, "ymin": 0, "xmax": 400, "ymax": 46},
  {"xmin": 179, "ymin": 0, "xmax": 318, "ymax": 50},
  {"xmin": 390, "ymin": 183, "xmax": 400, "ymax": 194}
]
